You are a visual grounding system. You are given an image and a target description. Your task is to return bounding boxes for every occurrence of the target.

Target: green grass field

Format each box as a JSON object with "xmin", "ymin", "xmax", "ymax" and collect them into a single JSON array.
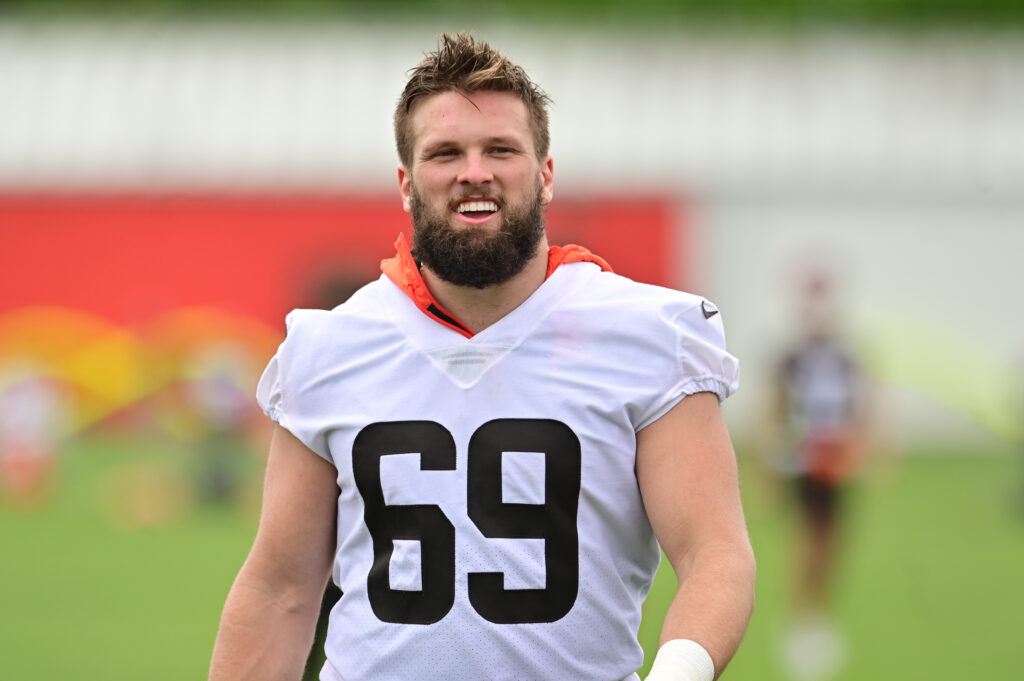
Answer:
[{"xmin": 2, "ymin": 435, "xmax": 1022, "ymax": 680}]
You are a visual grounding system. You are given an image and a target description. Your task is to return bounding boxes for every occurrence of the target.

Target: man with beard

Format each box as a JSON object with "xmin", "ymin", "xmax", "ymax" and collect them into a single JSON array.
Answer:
[{"xmin": 210, "ymin": 33, "xmax": 755, "ymax": 681}]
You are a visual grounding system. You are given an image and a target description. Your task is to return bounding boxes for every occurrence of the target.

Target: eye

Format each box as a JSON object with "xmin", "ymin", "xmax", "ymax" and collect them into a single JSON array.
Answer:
[
  {"xmin": 425, "ymin": 148, "xmax": 459, "ymax": 160},
  {"xmin": 490, "ymin": 146, "xmax": 514, "ymax": 155}
]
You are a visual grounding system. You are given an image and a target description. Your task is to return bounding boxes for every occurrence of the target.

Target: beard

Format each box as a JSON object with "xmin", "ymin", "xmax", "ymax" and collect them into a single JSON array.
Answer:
[{"xmin": 410, "ymin": 183, "xmax": 546, "ymax": 289}]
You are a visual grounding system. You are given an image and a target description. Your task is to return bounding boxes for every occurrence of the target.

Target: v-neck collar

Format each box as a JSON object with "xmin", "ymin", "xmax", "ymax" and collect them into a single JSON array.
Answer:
[{"xmin": 379, "ymin": 233, "xmax": 612, "ymax": 339}]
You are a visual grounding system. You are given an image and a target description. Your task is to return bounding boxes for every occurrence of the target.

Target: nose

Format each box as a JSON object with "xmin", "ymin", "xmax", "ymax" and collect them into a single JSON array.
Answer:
[{"xmin": 456, "ymin": 151, "xmax": 493, "ymax": 186}]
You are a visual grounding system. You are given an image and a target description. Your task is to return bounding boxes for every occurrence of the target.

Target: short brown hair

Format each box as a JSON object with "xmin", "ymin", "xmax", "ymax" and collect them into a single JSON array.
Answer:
[{"xmin": 394, "ymin": 33, "xmax": 552, "ymax": 167}]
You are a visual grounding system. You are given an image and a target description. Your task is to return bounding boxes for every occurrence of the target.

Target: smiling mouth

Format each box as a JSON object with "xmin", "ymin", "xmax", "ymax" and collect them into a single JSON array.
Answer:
[{"xmin": 455, "ymin": 200, "xmax": 500, "ymax": 219}]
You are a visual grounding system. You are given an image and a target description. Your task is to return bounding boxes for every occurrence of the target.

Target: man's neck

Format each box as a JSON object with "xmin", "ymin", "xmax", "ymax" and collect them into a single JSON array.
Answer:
[{"xmin": 420, "ymin": 237, "xmax": 550, "ymax": 335}]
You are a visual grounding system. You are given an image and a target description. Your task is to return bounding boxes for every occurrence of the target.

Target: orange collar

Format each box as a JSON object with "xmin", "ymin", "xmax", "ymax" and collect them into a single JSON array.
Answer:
[{"xmin": 380, "ymin": 233, "xmax": 612, "ymax": 338}]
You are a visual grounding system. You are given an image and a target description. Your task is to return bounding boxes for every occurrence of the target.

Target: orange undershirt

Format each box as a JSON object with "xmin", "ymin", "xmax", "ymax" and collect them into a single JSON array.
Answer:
[{"xmin": 380, "ymin": 233, "xmax": 613, "ymax": 338}]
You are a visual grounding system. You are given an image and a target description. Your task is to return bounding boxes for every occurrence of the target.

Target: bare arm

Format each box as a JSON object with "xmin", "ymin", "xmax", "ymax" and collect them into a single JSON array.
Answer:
[
  {"xmin": 636, "ymin": 392, "xmax": 756, "ymax": 678},
  {"xmin": 209, "ymin": 425, "xmax": 339, "ymax": 681}
]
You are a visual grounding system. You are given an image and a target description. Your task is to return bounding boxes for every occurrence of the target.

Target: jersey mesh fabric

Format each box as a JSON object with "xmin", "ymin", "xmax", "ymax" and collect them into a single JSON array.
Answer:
[{"xmin": 257, "ymin": 259, "xmax": 739, "ymax": 681}]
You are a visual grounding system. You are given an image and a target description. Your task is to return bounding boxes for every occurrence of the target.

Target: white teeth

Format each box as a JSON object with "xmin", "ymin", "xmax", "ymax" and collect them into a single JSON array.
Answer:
[{"xmin": 457, "ymin": 201, "xmax": 498, "ymax": 213}]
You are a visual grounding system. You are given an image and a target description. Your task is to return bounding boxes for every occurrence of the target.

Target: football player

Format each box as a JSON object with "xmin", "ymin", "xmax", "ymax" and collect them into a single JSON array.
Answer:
[
  {"xmin": 210, "ymin": 33, "xmax": 755, "ymax": 681},
  {"xmin": 772, "ymin": 270, "xmax": 868, "ymax": 680}
]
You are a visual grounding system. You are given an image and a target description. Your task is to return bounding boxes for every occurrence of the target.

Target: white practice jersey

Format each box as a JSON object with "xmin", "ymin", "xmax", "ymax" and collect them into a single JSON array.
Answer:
[{"xmin": 257, "ymin": 242, "xmax": 739, "ymax": 681}]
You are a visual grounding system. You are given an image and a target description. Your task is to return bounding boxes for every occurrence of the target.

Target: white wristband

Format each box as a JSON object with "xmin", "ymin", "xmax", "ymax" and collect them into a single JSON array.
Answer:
[{"xmin": 644, "ymin": 639, "xmax": 715, "ymax": 681}]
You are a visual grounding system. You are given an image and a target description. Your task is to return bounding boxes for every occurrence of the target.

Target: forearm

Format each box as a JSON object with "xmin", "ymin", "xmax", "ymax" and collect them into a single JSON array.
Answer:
[
  {"xmin": 658, "ymin": 538, "xmax": 756, "ymax": 679},
  {"xmin": 209, "ymin": 567, "xmax": 324, "ymax": 681},
  {"xmin": 635, "ymin": 393, "xmax": 756, "ymax": 680}
]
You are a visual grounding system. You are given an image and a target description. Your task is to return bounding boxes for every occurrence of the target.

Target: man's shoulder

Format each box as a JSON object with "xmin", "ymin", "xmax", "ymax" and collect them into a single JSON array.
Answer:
[
  {"xmin": 564, "ymin": 265, "xmax": 706, "ymax": 314},
  {"xmin": 551, "ymin": 266, "xmax": 731, "ymax": 358}
]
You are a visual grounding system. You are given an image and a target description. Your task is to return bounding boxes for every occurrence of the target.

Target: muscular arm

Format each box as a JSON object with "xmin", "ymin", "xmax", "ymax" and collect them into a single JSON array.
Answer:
[
  {"xmin": 636, "ymin": 392, "xmax": 756, "ymax": 678},
  {"xmin": 209, "ymin": 425, "xmax": 339, "ymax": 681}
]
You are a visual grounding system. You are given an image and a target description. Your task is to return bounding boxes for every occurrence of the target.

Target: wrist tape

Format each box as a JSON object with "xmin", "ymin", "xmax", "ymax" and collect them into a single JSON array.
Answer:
[{"xmin": 644, "ymin": 639, "xmax": 715, "ymax": 681}]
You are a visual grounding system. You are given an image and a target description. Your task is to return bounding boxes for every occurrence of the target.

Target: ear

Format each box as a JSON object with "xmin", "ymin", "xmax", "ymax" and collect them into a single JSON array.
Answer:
[
  {"xmin": 540, "ymin": 156, "xmax": 554, "ymax": 206},
  {"xmin": 398, "ymin": 165, "xmax": 413, "ymax": 213}
]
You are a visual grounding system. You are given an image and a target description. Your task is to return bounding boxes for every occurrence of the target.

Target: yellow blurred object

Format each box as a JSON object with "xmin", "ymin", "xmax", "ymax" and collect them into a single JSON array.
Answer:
[
  {"xmin": 0, "ymin": 305, "xmax": 282, "ymax": 435},
  {"xmin": 867, "ymin": 316, "xmax": 1022, "ymax": 443}
]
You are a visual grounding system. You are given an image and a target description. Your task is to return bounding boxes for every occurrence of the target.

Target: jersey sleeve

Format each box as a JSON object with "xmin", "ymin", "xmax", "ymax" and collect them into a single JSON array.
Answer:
[
  {"xmin": 675, "ymin": 298, "xmax": 740, "ymax": 400},
  {"xmin": 256, "ymin": 350, "xmax": 286, "ymax": 427},
  {"xmin": 255, "ymin": 309, "xmax": 335, "ymax": 463},
  {"xmin": 636, "ymin": 297, "xmax": 740, "ymax": 430}
]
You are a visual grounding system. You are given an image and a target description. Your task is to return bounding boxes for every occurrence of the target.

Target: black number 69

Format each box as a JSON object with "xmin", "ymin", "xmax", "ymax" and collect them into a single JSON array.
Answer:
[{"xmin": 352, "ymin": 419, "xmax": 581, "ymax": 625}]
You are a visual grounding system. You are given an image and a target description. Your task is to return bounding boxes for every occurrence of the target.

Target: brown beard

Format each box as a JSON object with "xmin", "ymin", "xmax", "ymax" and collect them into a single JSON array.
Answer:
[{"xmin": 410, "ymin": 183, "xmax": 546, "ymax": 289}]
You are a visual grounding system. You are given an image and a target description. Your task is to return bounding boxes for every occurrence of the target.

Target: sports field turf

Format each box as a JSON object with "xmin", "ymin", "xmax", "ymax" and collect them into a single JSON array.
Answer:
[{"xmin": 2, "ymin": 435, "xmax": 1021, "ymax": 680}]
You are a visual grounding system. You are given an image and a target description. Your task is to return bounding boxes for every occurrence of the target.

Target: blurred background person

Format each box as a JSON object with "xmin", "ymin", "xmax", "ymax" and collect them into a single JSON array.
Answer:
[
  {"xmin": 765, "ymin": 268, "xmax": 870, "ymax": 681},
  {"xmin": 180, "ymin": 342, "xmax": 261, "ymax": 508},
  {"xmin": 0, "ymin": 359, "xmax": 70, "ymax": 508}
]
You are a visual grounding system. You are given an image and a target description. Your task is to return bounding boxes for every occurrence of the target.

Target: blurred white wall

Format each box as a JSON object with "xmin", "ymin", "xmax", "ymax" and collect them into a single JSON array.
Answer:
[
  {"xmin": 2, "ymin": 19, "xmax": 1022, "ymax": 447},
  {"xmin": 2, "ymin": 21, "xmax": 1021, "ymax": 197}
]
